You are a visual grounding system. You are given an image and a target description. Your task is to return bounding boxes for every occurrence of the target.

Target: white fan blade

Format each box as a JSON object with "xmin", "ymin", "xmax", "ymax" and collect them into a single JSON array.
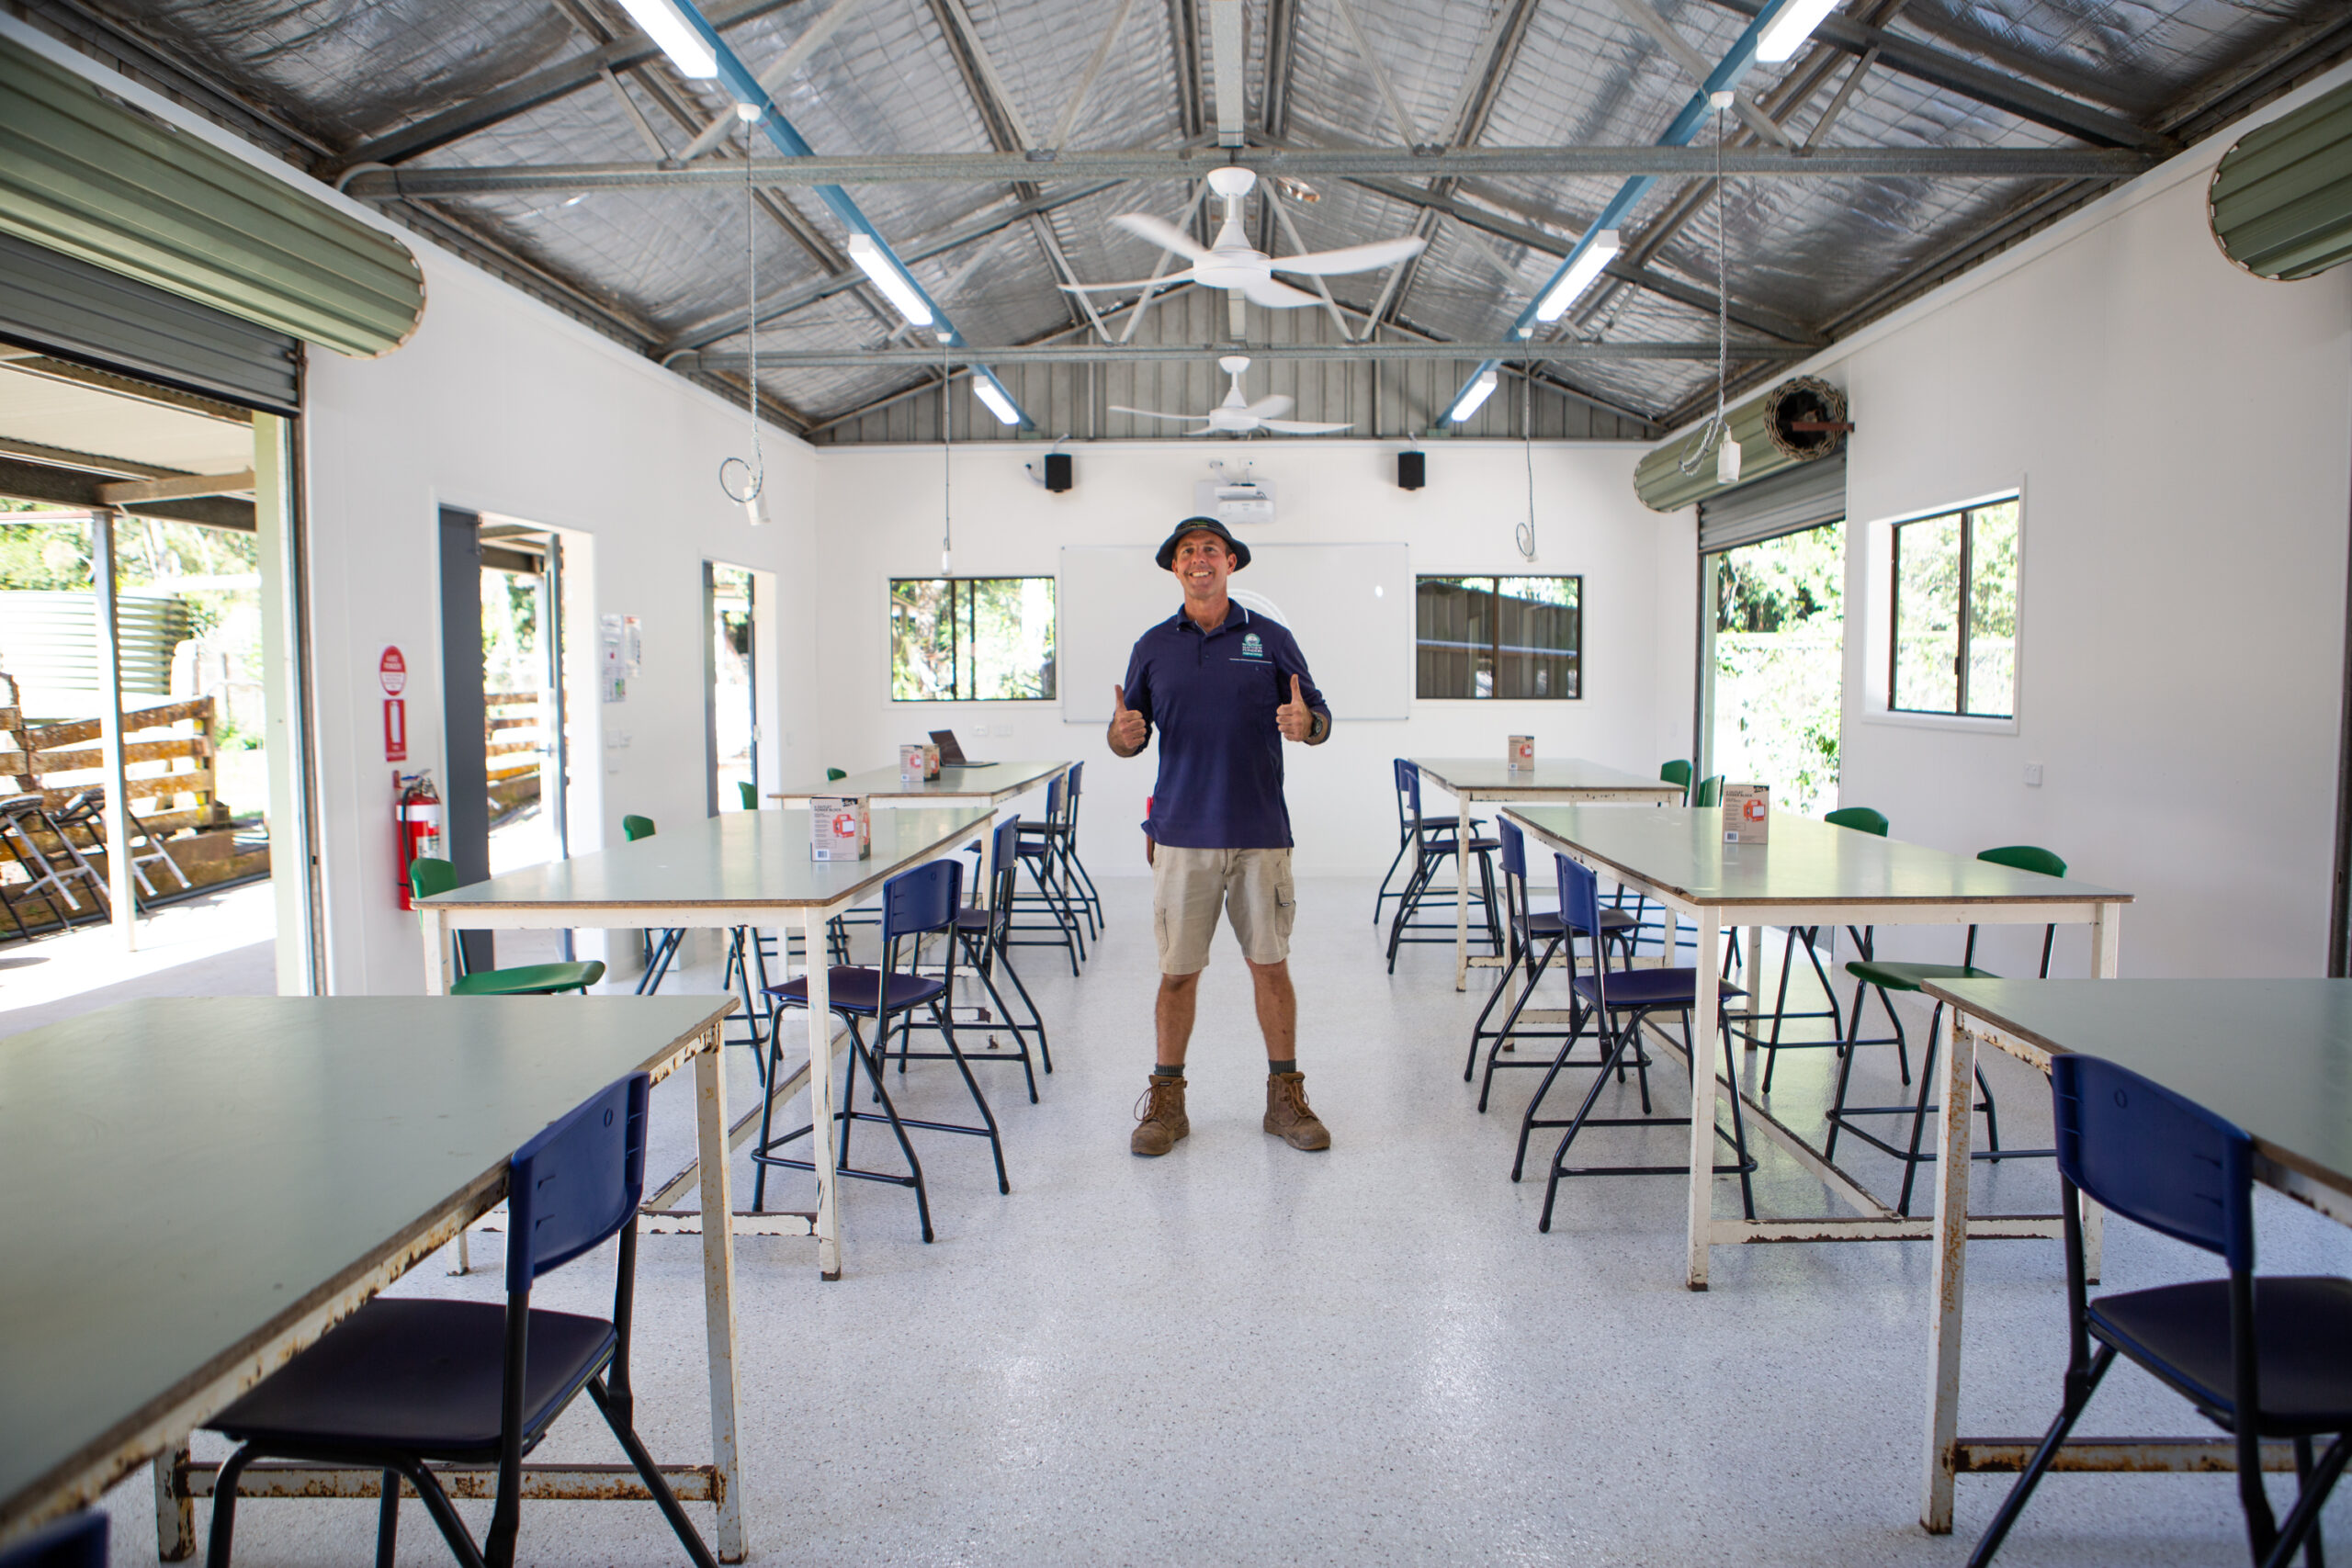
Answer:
[
  {"xmin": 1057, "ymin": 272, "xmax": 1195, "ymax": 292},
  {"xmin": 1108, "ymin": 405, "xmax": 1209, "ymax": 423},
  {"xmin": 1259, "ymin": 418, "xmax": 1354, "ymax": 434},
  {"xmin": 1238, "ymin": 275, "xmax": 1320, "ymax": 308},
  {"xmin": 1112, "ymin": 212, "xmax": 1216, "ymax": 264},
  {"xmin": 1244, "ymin": 394, "xmax": 1295, "ymax": 421},
  {"xmin": 1182, "ymin": 425, "xmax": 1223, "ymax": 435},
  {"xmin": 1268, "ymin": 235, "xmax": 1428, "ymax": 276}
]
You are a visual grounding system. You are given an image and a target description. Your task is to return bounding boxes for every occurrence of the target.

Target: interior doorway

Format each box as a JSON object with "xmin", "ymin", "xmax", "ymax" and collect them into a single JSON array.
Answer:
[{"xmin": 706, "ymin": 560, "xmax": 755, "ymax": 815}]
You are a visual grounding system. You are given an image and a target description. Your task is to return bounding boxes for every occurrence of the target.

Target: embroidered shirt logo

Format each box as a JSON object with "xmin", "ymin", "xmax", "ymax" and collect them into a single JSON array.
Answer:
[{"xmin": 1241, "ymin": 632, "xmax": 1264, "ymax": 659}]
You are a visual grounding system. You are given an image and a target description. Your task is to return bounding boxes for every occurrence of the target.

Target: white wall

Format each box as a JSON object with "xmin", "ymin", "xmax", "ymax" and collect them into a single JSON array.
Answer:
[
  {"xmin": 810, "ymin": 439, "xmax": 1690, "ymax": 879},
  {"xmin": 304, "ymin": 247, "xmax": 819, "ymax": 995},
  {"xmin": 1801, "ymin": 73, "xmax": 2352, "ymax": 979}
]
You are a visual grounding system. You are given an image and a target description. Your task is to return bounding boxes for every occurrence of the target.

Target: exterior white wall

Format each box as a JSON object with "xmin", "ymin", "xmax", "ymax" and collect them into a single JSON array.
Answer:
[
  {"xmin": 808, "ymin": 439, "xmax": 1682, "ymax": 880},
  {"xmin": 1804, "ymin": 79, "xmax": 2352, "ymax": 979},
  {"xmin": 303, "ymin": 247, "xmax": 818, "ymax": 995}
]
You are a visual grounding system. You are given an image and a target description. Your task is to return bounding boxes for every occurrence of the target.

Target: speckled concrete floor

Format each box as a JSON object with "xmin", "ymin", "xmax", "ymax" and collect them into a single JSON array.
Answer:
[{"xmin": 100, "ymin": 876, "xmax": 2352, "ymax": 1565}]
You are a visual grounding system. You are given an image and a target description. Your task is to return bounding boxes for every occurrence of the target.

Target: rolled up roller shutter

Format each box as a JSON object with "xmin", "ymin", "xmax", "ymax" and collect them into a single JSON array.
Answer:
[
  {"xmin": 0, "ymin": 28, "xmax": 424, "ymax": 359},
  {"xmin": 1634, "ymin": 376, "xmax": 1848, "ymax": 513},
  {"xmin": 2210, "ymin": 78, "xmax": 2352, "ymax": 282}
]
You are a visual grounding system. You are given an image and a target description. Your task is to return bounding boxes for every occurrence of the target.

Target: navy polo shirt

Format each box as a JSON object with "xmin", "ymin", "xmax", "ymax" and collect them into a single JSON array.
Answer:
[{"xmin": 1121, "ymin": 604, "xmax": 1329, "ymax": 850}]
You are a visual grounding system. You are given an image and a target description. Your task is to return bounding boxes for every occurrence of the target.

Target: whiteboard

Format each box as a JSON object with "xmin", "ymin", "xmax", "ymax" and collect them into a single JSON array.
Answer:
[{"xmin": 1059, "ymin": 542, "xmax": 1411, "ymax": 723}]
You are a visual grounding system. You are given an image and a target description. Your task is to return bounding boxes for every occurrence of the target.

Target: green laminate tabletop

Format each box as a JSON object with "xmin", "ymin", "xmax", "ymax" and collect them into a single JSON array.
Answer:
[
  {"xmin": 772, "ymin": 761, "xmax": 1067, "ymax": 804},
  {"xmin": 1922, "ymin": 977, "xmax": 2352, "ymax": 1196},
  {"xmin": 0, "ymin": 994, "xmax": 730, "ymax": 1533},
  {"xmin": 419, "ymin": 806, "xmax": 993, "ymax": 913},
  {"xmin": 1413, "ymin": 758, "xmax": 1685, "ymax": 796},
  {"xmin": 1503, "ymin": 805, "xmax": 2132, "ymax": 910}
]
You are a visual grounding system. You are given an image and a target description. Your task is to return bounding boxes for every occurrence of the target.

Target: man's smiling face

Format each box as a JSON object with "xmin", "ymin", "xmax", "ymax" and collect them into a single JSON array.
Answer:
[{"xmin": 1172, "ymin": 530, "xmax": 1234, "ymax": 601}]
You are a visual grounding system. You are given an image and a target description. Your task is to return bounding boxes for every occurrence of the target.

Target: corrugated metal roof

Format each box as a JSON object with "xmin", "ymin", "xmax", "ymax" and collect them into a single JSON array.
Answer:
[{"xmin": 50, "ymin": 0, "xmax": 2352, "ymax": 431}]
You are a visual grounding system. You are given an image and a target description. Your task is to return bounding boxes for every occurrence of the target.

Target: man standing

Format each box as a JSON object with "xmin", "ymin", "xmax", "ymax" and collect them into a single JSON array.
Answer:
[{"xmin": 1109, "ymin": 516, "xmax": 1332, "ymax": 1157}]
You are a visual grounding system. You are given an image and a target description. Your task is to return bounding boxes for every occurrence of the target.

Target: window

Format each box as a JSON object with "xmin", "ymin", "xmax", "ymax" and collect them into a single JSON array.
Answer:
[
  {"xmin": 1889, "ymin": 498, "xmax": 2018, "ymax": 717},
  {"xmin": 890, "ymin": 576, "xmax": 1057, "ymax": 701},
  {"xmin": 1416, "ymin": 576, "xmax": 1580, "ymax": 699}
]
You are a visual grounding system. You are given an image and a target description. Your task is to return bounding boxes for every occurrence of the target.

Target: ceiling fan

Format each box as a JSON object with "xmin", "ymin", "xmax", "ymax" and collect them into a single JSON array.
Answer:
[
  {"xmin": 1066, "ymin": 166, "xmax": 1426, "ymax": 309},
  {"xmin": 1111, "ymin": 355, "xmax": 1353, "ymax": 435}
]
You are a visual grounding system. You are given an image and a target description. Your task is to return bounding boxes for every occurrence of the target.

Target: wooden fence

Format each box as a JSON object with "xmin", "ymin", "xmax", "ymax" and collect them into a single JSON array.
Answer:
[{"xmin": 1, "ymin": 682, "xmax": 225, "ymax": 834}]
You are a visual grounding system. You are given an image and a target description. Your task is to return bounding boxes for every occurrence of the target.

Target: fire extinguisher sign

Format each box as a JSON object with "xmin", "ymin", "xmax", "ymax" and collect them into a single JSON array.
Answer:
[{"xmin": 380, "ymin": 647, "xmax": 408, "ymax": 761}]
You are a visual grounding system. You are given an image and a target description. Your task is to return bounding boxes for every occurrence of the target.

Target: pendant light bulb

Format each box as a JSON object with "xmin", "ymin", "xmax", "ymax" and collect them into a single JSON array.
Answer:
[{"xmin": 1716, "ymin": 434, "xmax": 1742, "ymax": 486}]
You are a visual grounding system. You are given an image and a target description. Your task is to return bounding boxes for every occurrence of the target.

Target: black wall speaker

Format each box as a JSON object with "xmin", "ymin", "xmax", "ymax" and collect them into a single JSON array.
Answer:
[
  {"xmin": 1397, "ymin": 450, "xmax": 1426, "ymax": 491},
  {"xmin": 1044, "ymin": 452, "xmax": 1073, "ymax": 492}
]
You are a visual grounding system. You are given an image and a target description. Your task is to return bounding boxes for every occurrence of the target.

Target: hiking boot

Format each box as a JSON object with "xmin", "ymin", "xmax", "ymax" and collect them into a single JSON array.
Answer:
[
  {"xmin": 1131, "ymin": 1075, "xmax": 1190, "ymax": 1156},
  {"xmin": 1264, "ymin": 1071, "xmax": 1331, "ymax": 1151}
]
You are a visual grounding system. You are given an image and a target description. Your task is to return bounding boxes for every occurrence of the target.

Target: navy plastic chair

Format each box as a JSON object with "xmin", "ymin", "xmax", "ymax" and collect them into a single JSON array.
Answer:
[
  {"xmin": 1385, "ymin": 760, "xmax": 1502, "ymax": 973},
  {"xmin": 1373, "ymin": 759, "xmax": 1476, "ymax": 928},
  {"xmin": 1522, "ymin": 852, "xmax": 1756, "ymax": 1232},
  {"xmin": 1464, "ymin": 818, "xmax": 1637, "ymax": 1110},
  {"xmin": 940, "ymin": 814, "xmax": 1052, "ymax": 1100},
  {"xmin": 752, "ymin": 858, "xmax": 1008, "ymax": 1242},
  {"xmin": 0, "ymin": 1511, "xmax": 106, "ymax": 1568},
  {"xmin": 1968, "ymin": 1054, "xmax": 2352, "ymax": 1568},
  {"xmin": 1019, "ymin": 761, "xmax": 1102, "ymax": 935},
  {"xmin": 1006, "ymin": 773, "xmax": 1088, "ymax": 974},
  {"xmin": 202, "ymin": 1073, "xmax": 717, "ymax": 1568}
]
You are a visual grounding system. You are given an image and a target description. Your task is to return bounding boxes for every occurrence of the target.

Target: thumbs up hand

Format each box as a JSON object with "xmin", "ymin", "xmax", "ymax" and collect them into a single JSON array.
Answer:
[
  {"xmin": 1109, "ymin": 683, "xmax": 1148, "ymax": 754},
  {"xmin": 1277, "ymin": 672, "xmax": 1316, "ymax": 742}
]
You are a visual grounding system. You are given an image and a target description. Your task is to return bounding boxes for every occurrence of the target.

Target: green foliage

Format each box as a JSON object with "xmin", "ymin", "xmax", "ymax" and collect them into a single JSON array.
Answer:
[
  {"xmin": 1713, "ymin": 523, "xmax": 1844, "ymax": 815},
  {"xmin": 891, "ymin": 577, "xmax": 1056, "ymax": 701},
  {"xmin": 0, "ymin": 518, "xmax": 93, "ymax": 590}
]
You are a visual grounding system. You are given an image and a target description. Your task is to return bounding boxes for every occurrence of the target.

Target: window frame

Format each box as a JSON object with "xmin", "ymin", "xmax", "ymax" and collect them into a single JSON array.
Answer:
[
  {"xmin": 1412, "ymin": 572, "xmax": 1584, "ymax": 701},
  {"xmin": 888, "ymin": 573, "xmax": 1058, "ymax": 704},
  {"xmin": 1865, "ymin": 488, "xmax": 2024, "ymax": 734}
]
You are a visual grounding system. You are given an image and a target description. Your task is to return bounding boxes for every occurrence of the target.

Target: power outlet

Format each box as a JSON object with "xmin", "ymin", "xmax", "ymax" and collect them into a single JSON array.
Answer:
[{"xmin": 2024, "ymin": 761, "xmax": 2044, "ymax": 787}]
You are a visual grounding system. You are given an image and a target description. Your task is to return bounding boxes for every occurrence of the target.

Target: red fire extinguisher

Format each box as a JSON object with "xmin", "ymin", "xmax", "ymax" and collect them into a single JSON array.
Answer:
[{"xmin": 396, "ymin": 770, "xmax": 443, "ymax": 909}]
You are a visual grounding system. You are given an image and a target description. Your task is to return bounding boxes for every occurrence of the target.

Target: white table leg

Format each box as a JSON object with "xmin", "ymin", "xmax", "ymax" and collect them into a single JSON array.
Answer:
[
  {"xmin": 1453, "ymin": 788, "xmax": 1472, "ymax": 992},
  {"xmin": 1687, "ymin": 910, "xmax": 1719, "ymax": 1290},
  {"xmin": 154, "ymin": 1443, "xmax": 193, "ymax": 1560},
  {"xmin": 1745, "ymin": 924, "xmax": 1763, "ymax": 993},
  {"xmin": 421, "ymin": 908, "xmax": 447, "ymax": 994},
  {"xmin": 2082, "ymin": 901, "xmax": 2122, "ymax": 1282},
  {"xmin": 692, "ymin": 1030, "xmax": 748, "ymax": 1562},
  {"xmin": 804, "ymin": 908, "xmax": 842, "ymax": 1280},
  {"xmin": 1920, "ymin": 1009, "xmax": 1981, "ymax": 1533}
]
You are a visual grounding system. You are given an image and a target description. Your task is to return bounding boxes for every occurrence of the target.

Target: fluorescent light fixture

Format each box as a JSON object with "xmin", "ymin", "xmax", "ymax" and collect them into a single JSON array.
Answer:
[
  {"xmin": 972, "ymin": 377, "xmax": 1021, "ymax": 426},
  {"xmin": 612, "ymin": 0, "xmax": 718, "ymax": 79},
  {"xmin": 1757, "ymin": 0, "xmax": 1840, "ymax": 62},
  {"xmin": 1533, "ymin": 230, "xmax": 1621, "ymax": 322},
  {"xmin": 846, "ymin": 232, "xmax": 933, "ymax": 329},
  {"xmin": 1449, "ymin": 369, "xmax": 1499, "ymax": 424}
]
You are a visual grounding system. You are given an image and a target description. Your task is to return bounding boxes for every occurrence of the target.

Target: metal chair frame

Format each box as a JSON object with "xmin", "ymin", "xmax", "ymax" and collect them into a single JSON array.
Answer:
[
  {"xmin": 1464, "ymin": 818, "xmax": 1636, "ymax": 1111},
  {"xmin": 1372, "ymin": 759, "xmax": 1477, "ymax": 929},
  {"xmin": 51, "ymin": 786, "xmax": 190, "ymax": 906},
  {"xmin": 0, "ymin": 795, "xmax": 110, "ymax": 936},
  {"xmin": 1384, "ymin": 760, "xmax": 1501, "ymax": 974}
]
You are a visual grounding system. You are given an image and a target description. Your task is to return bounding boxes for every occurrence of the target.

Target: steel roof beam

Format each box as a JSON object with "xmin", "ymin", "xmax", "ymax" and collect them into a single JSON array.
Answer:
[
  {"xmin": 676, "ymin": 339, "xmax": 1811, "ymax": 369},
  {"xmin": 1697, "ymin": 0, "xmax": 2170, "ymax": 151},
  {"xmin": 342, "ymin": 142, "xmax": 2150, "ymax": 198},
  {"xmin": 332, "ymin": 0, "xmax": 803, "ymax": 171}
]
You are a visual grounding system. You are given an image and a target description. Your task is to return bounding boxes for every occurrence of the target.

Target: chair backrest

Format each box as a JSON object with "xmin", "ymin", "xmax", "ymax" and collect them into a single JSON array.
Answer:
[
  {"xmin": 621, "ymin": 814, "xmax": 655, "ymax": 841},
  {"xmin": 1980, "ymin": 843, "xmax": 2065, "ymax": 878},
  {"xmin": 2052, "ymin": 1053, "xmax": 2253, "ymax": 1270},
  {"xmin": 738, "ymin": 781, "xmax": 757, "ymax": 810},
  {"xmin": 1659, "ymin": 759, "xmax": 1691, "ymax": 793},
  {"xmin": 1497, "ymin": 816, "xmax": 1527, "ymax": 882},
  {"xmin": 1825, "ymin": 806, "xmax": 1888, "ymax": 837},
  {"xmin": 989, "ymin": 815, "xmax": 1023, "ymax": 905},
  {"xmin": 0, "ymin": 1510, "xmax": 107, "ymax": 1568},
  {"xmin": 506, "ymin": 1071, "xmax": 650, "ymax": 1292},
  {"xmin": 1552, "ymin": 852, "xmax": 1603, "ymax": 948},
  {"xmin": 826, "ymin": 767, "xmax": 847, "ymax": 782},
  {"xmin": 409, "ymin": 855, "xmax": 459, "ymax": 899},
  {"xmin": 1692, "ymin": 774, "xmax": 1724, "ymax": 808},
  {"xmin": 879, "ymin": 856, "xmax": 961, "ymax": 948},
  {"xmin": 1392, "ymin": 759, "xmax": 1424, "ymax": 817},
  {"xmin": 1065, "ymin": 760, "xmax": 1083, "ymax": 798}
]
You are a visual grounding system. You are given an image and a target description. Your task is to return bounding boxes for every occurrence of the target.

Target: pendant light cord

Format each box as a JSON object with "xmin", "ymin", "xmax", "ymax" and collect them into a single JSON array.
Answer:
[
  {"xmin": 1677, "ymin": 105, "xmax": 1733, "ymax": 478},
  {"xmin": 718, "ymin": 126, "xmax": 764, "ymax": 510},
  {"xmin": 941, "ymin": 337, "xmax": 953, "ymax": 573},
  {"xmin": 1516, "ymin": 363, "xmax": 1537, "ymax": 560}
]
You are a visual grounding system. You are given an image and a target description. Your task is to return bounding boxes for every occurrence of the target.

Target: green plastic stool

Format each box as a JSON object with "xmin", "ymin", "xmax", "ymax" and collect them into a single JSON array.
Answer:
[{"xmin": 409, "ymin": 857, "xmax": 604, "ymax": 995}]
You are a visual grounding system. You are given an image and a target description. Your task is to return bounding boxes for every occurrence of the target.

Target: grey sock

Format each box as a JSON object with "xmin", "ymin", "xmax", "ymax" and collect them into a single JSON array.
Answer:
[
  {"xmin": 1268, "ymin": 1058, "xmax": 1296, "ymax": 1076},
  {"xmin": 1153, "ymin": 1063, "xmax": 1184, "ymax": 1078}
]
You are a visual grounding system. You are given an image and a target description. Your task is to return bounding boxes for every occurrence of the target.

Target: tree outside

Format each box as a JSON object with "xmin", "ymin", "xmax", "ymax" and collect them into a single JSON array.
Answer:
[{"xmin": 1712, "ymin": 521, "xmax": 1843, "ymax": 815}]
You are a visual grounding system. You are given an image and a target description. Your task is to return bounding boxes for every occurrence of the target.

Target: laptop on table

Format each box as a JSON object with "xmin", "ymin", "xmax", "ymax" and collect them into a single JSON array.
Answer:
[{"xmin": 929, "ymin": 729, "xmax": 998, "ymax": 769}]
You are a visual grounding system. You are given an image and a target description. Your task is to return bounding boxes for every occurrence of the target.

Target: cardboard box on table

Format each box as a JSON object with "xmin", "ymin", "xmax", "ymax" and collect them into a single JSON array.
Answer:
[
  {"xmin": 1723, "ymin": 784, "xmax": 1770, "ymax": 844},
  {"xmin": 810, "ymin": 795, "xmax": 871, "ymax": 860}
]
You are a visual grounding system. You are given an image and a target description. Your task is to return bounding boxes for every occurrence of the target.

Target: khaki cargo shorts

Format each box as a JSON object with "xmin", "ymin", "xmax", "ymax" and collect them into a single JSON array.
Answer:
[{"xmin": 1152, "ymin": 846, "xmax": 1296, "ymax": 975}]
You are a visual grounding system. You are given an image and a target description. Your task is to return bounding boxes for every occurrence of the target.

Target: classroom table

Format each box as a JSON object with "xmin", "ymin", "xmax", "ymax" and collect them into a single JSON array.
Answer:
[
  {"xmin": 416, "ymin": 806, "xmax": 993, "ymax": 1282},
  {"xmin": 770, "ymin": 760, "xmax": 1069, "ymax": 809},
  {"xmin": 1409, "ymin": 759, "xmax": 1684, "ymax": 990},
  {"xmin": 0, "ymin": 995, "xmax": 749, "ymax": 1562},
  {"xmin": 1915, "ymin": 977, "xmax": 2352, "ymax": 1534},
  {"xmin": 1500, "ymin": 805, "xmax": 2132, "ymax": 1290}
]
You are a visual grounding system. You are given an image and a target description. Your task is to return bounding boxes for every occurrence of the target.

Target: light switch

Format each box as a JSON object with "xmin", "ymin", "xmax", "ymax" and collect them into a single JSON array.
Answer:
[{"xmin": 2024, "ymin": 761, "xmax": 2044, "ymax": 787}]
